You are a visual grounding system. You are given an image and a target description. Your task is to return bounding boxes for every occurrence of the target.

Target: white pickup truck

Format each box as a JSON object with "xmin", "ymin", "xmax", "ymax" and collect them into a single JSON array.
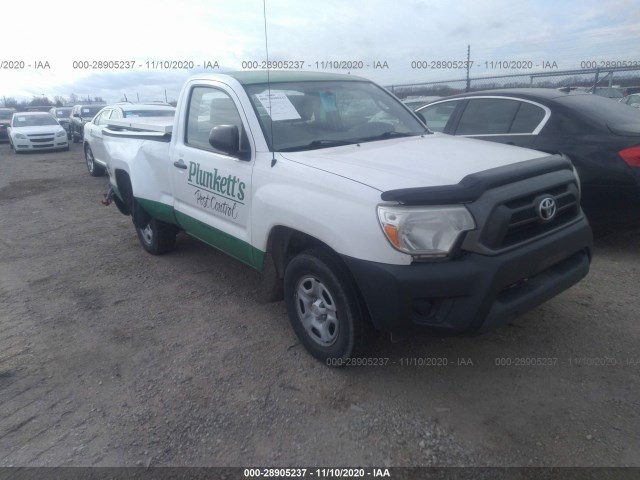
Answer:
[{"xmin": 100, "ymin": 71, "xmax": 593, "ymax": 364}]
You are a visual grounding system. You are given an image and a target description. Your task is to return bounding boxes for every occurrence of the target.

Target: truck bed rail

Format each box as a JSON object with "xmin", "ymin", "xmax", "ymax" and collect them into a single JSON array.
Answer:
[{"xmin": 105, "ymin": 117, "xmax": 173, "ymax": 138}]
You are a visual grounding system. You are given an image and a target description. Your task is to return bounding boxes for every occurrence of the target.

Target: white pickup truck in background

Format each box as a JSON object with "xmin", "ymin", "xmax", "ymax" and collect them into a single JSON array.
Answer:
[{"xmin": 99, "ymin": 71, "xmax": 593, "ymax": 364}]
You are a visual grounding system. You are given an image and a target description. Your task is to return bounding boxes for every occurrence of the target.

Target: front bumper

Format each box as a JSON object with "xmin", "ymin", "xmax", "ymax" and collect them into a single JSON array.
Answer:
[
  {"xmin": 13, "ymin": 138, "xmax": 69, "ymax": 151},
  {"xmin": 342, "ymin": 216, "xmax": 592, "ymax": 334}
]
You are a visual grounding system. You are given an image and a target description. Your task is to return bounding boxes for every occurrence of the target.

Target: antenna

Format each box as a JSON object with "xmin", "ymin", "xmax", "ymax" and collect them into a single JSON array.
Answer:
[{"xmin": 263, "ymin": 0, "xmax": 276, "ymax": 167}]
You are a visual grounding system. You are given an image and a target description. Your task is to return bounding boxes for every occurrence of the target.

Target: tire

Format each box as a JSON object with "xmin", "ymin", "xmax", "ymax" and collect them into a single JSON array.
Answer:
[
  {"xmin": 135, "ymin": 218, "xmax": 177, "ymax": 255},
  {"xmin": 284, "ymin": 247, "xmax": 365, "ymax": 365},
  {"xmin": 84, "ymin": 144, "xmax": 104, "ymax": 176}
]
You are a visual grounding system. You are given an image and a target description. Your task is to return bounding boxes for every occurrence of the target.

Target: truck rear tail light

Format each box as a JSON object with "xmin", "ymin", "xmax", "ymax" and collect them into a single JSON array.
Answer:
[{"xmin": 619, "ymin": 146, "xmax": 640, "ymax": 167}]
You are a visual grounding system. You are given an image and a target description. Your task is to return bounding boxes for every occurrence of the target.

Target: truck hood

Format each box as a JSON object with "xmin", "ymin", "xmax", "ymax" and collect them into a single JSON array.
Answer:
[{"xmin": 279, "ymin": 134, "xmax": 549, "ymax": 192}]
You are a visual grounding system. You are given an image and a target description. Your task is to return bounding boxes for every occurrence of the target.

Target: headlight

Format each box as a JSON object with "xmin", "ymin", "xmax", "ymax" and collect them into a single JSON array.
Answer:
[
  {"xmin": 15, "ymin": 133, "xmax": 26, "ymax": 139},
  {"xmin": 377, "ymin": 205, "xmax": 475, "ymax": 258},
  {"xmin": 56, "ymin": 130, "xmax": 66, "ymax": 137}
]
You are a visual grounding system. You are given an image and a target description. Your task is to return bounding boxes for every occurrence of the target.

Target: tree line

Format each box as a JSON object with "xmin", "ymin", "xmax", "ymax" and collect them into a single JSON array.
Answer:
[{"xmin": 1, "ymin": 94, "xmax": 105, "ymax": 109}]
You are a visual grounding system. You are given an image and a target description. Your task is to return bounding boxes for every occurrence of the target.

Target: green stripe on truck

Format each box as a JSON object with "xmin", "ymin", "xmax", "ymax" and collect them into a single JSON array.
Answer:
[
  {"xmin": 136, "ymin": 197, "xmax": 178, "ymax": 225},
  {"xmin": 135, "ymin": 197, "xmax": 265, "ymax": 270}
]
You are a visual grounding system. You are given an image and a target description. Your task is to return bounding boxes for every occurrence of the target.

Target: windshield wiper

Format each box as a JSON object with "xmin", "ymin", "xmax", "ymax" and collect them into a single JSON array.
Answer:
[
  {"xmin": 279, "ymin": 139, "xmax": 356, "ymax": 152},
  {"xmin": 356, "ymin": 131, "xmax": 416, "ymax": 142}
]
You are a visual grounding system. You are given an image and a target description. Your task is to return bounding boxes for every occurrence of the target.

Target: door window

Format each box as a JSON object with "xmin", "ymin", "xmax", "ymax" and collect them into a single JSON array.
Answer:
[
  {"xmin": 419, "ymin": 101, "xmax": 459, "ymax": 132},
  {"xmin": 456, "ymin": 98, "xmax": 520, "ymax": 135},
  {"xmin": 94, "ymin": 110, "xmax": 111, "ymax": 126},
  {"xmin": 454, "ymin": 98, "xmax": 547, "ymax": 135},
  {"xmin": 510, "ymin": 102, "xmax": 546, "ymax": 133},
  {"xmin": 186, "ymin": 86, "xmax": 249, "ymax": 155}
]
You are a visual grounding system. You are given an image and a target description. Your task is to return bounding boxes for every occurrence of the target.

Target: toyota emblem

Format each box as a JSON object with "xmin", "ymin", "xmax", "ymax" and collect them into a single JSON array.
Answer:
[{"xmin": 537, "ymin": 197, "xmax": 557, "ymax": 222}]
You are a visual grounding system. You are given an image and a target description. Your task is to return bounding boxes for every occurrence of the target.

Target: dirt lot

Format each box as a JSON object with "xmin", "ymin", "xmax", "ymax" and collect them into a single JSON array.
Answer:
[{"xmin": 1, "ymin": 142, "xmax": 639, "ymax": 468}]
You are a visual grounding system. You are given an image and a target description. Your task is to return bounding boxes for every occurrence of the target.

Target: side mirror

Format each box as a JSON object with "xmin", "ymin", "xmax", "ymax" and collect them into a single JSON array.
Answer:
[
  {"xmin": 209, "ymin": 125, "xmax": 240, "ymax": 156},
  {"xmin": 73, "ymin": 113, "xmax": 80, "ymax": 117},
  {"xmin": 415, "ymin": 111, "xmax": 426, "ymax": 124}
]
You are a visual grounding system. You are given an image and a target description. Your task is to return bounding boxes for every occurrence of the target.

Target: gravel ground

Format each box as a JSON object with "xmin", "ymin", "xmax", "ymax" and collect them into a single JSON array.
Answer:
[{"xmin": 0, "ymin": 142, "xmax": 639, "ymax": 468}]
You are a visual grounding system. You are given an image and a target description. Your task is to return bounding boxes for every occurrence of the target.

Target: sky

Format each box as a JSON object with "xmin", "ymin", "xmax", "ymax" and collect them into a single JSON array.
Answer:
[{"xmin": 1, "ymin": 0, "xmax": 639, "ymax": 104}]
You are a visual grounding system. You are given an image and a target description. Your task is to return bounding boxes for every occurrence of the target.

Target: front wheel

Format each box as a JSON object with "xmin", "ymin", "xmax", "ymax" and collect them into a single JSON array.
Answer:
[
  {"xmin": 284, "ymin": 248, "xmax": 365, "ymax": 364},
  {"xmin": 135, "ymin": 218, "xmax": 177, "ymax": 255}
]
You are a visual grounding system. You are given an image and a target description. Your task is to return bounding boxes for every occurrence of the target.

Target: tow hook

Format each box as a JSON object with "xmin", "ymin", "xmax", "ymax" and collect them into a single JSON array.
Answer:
[{"xmin": 101, "ymin": 188, "xmax": 115, "ymax": 206}]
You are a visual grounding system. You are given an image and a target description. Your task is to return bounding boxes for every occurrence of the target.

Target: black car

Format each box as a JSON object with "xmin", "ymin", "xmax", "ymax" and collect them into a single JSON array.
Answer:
[
  {"xmin": 416, "ymin": 89, "xmax": 640, "ymax": 200},
  {"xmin": 69, "ymin": 104, "xmax": 106, "ymax": 142}
]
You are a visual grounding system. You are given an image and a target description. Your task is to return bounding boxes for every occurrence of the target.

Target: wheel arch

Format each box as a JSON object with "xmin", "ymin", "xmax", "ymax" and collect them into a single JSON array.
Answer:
[
  {"xmin": 266, "ymin": 226, "xmax": 330, "ymax": 280},
  {"xmin": 113, "ymin": 168, "xmax": 142, "ymax": 219},
  {"xmin": 263, "ymin": 226, "xmax": 373, "ymax": 327}
]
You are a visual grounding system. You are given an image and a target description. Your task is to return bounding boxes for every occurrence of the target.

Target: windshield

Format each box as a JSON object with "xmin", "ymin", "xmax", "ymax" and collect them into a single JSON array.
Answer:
[
  {"xmin": 13, "ymin": 114, "xmax": 59, "ymax": 127},
  {"xmin": 123, "ymin": 109, "xmax": 175, "ymax": 118},
  {"xmin": 54, "ymin": 108, "xmax": 72, "ymax": 117},
  {"xmin": 244, "ymin": 80, "xmax": 428, "ymax": 151},
  {"xmin": 0, "ymin": 110, "xmax": 14, "ymax": 120},
  {"xmin": 81, "ymin": 106, "xmax": 104, "ymax": 116}
]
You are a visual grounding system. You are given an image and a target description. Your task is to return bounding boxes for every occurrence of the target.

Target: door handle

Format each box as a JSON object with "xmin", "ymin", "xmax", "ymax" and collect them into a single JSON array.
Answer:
[{"xmin": 173, "ymin": 159, "xmax": 188, "ymax": 169}]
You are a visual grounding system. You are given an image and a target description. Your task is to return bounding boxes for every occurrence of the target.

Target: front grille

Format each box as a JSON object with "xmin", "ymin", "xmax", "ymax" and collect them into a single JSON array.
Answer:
[
  {"xmin": 30, "ymin": 137, "xmax": 54, "ymax": 143},
  {"xmin": 33, "ymin": 144, "xmax": 54, "ymax": 148},
  {"xmin": 482, "ymin": 181, "xmax": 580, "ymax": 249}
]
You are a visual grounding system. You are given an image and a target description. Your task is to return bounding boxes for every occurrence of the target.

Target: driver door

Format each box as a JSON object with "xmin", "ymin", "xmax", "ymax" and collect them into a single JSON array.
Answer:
[{"xmin": 170, "ymin": 84, "xmax": 256, "ymax": 267}]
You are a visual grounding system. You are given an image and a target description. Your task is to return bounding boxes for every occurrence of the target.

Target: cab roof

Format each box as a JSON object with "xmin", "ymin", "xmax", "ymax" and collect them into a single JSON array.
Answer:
[{"xmin": 227, "ymin": 71, "xmax": 367, "ymax": 85}]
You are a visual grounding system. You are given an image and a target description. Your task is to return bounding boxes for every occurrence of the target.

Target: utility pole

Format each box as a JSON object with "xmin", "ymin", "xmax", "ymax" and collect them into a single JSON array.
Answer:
[{"xmin": 466, "ymin": 45, "xmax": 471, "ymax": 92}]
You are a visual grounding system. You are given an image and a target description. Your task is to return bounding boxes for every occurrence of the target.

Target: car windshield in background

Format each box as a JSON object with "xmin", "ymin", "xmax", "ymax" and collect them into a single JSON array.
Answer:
[
  {"xmin": 82, "ymin": 106, "xmax": 103, "ymax": 116},
  {"xmin": 13, "ymin": 115, "xmax": 58, "ymax": 127},
  {"xmin": 55, "ymin": 109, "xmax": 72, "ymax": 117},
  {"xmin": 0, "ymin": 111, "xmax": 13, "ymax": 120},
  {"xmin": 244, "ymin": 80, "xmax": 427, "ymax": 151},
  {"xmin": 124, "ymin": 110, "xmax": 175, "ymax": 118}
]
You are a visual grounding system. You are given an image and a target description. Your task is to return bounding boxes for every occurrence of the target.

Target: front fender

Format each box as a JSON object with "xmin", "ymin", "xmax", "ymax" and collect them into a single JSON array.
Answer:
[{"xmin": 251, "ymin": 157, "xmax": 411, "ymax": 266}]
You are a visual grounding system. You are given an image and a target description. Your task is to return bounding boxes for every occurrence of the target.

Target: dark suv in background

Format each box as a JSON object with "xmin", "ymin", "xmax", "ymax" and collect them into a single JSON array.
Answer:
[
  {"xmin": 69, "ymin": 104, "xmax": 105, "ymax": 142},
  {"xmin": 49, "ymin": 107, "xmax": 73, "ymax": 139},
  {"xmin": 0, "ymin": 107, "xmax": 16, "ymax": 142}
]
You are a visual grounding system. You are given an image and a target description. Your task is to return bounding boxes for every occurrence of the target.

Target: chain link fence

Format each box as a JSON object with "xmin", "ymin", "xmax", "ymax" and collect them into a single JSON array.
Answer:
[{"xmin": 388, "ymin": 66, "xmax": 640, "ymax": 99}]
